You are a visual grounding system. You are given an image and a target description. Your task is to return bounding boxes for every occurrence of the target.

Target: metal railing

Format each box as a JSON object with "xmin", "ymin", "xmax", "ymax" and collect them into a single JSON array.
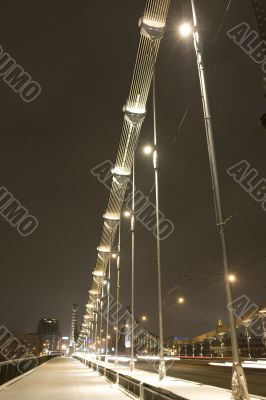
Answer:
[
  {"xmin": 105, "ymin": 368, "xmax": 117, "ymax": 384},
  {"xmin": 75, "ymin": 356, "xmax": 188, "ymax": 400},
  {"xmin": 118, "ymin": 374, "xmax": 141, "ymax": 398},
  {"xmin": 0, "ymin": 355, "xmax": 56, "ymax": 386}
]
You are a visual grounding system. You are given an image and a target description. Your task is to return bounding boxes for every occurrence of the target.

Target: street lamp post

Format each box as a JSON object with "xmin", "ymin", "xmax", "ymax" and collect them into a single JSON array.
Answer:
[
  {"xmin": 152, "ymin": 50, "xmax": 166, "ymax": 381},
  {"xmin": 94, "ymin": 291, "xmax": 100, "ymax": 355},
  {"xmin": 129, "ymin": 154, "xmax": 136, "ymax": 372},
  {"xmin": 179, "ymin": 1, "xmax": 250, "ymax": 398},
  {"xmin": 245, "ymin": 327, "xmax": 251, "ymax": 358},
  {"xmin": 142, "ymin": 66, "xmax": 166, "ymax": 378},
  {"xmin": 99, "ymin": 284, "xmax": 105, "ymax": 357},
  {"xmin": 200, "ymin": 343, "xmax": 203, "ymax": 357},
  {"xmin": 83, "ymin": 338, "xmax": 86, "ymax": 362},
  {"xmin": 105, "ymin": 260, "xmax": 111, "ymax": 363},
  {"xmin": 115, "ymin": 220, "xmax": 121, "ymax": 366}
]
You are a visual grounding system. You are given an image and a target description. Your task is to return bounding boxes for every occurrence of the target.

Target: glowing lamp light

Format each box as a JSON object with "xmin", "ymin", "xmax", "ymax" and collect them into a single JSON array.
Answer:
[
  {"xmin": 143, "ymin": 145, "xmax": 153, "ymax": 155},
  {"xmin": 124, "ymin": 210, "xmax": 131, "ymax": 218},
  {"xmin": 92, "ymin": 270, "xmax": 105, "ymax": 277},
  {"xmin": 141, "ymin": 315, "xmax": 147, "ymax": 321},
  {"xmin": 112, "ymin": 253, "xmax": 117, "ymax": 259},
  {"xmin": 179, "ymin": 22, "xmax": 193, "ymax": 37},
  {"xmin": 141, "ymin": 18, "xmax": 165, "ymax": 30},
  {"xmin": 112, "ymin": 166, "xmax": 131, "ymax": 177},
  {"xmin": 178, "ymin": 297, "xmax": 185, "ymax": 304},
  {"xmin": 228, "ymin": 274, "xmax": 236, "ymax": 283},
  {"xmin": 97, "ymin": 245, "xmax": 111, "ymax": 254},
  {"xmin": 124, "ymin": 105, "xmax": 146, "ymax": 116},
  {"xmin": 103, "ymin": 212, "xmax": 120, "ymax": 222}
]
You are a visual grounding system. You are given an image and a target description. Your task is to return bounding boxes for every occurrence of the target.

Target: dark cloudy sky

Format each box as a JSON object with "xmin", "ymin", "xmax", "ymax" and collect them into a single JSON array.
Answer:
[{"xmin": 1, "ymin": 0, "xmax": 266, "ymax": 339}]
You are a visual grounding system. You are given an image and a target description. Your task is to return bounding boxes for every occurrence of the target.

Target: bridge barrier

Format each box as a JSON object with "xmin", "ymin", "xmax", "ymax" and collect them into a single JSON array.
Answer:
[
  {"xmin": 75, "ymin": 356, "xmax": 188, "ymax": 400},
  {"xmin": 0, "ymin": 355, "xmax": 57, "ymax": 386}
]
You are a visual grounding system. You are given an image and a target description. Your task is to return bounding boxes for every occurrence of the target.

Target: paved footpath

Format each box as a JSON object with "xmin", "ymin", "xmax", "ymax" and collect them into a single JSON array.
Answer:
[{"xmin": 0, "ymin": 357, "xmax": 129, "ymax": 400}]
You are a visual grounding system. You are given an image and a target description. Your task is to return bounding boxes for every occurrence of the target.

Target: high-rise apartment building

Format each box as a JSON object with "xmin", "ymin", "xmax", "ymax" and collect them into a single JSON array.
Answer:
[{"xmin": 37, "ymin": 318, "xmax": 60, "ymax": 353}]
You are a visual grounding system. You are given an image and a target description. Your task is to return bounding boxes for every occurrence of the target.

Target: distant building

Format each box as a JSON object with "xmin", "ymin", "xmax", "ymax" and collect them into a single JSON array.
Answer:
[
  {"xmin": 166, "ymin": 319, "xmax": 266, "ymax": 358},
  {"xmin": 37, "ymin": 318, "xmax": 60, "ymax": 353},
  {"xmin": 16, "ymin": 333, "xmax": 40, "ymax": 356},
  {"xmin": 60, "ymin": 336, "xmax": 70, "ymax": 355}
]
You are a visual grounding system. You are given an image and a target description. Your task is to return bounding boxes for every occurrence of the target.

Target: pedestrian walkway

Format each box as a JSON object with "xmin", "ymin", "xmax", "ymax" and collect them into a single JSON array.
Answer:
[{"xmin": 0, "ymin": 357, "xmax": 129, "ymax": 400}]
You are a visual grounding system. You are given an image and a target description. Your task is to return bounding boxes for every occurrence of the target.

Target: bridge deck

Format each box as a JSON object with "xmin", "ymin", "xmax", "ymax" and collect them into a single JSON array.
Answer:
[{"xmin": 0, "ymin": 357, "xmax": 128, "ymax": 400}]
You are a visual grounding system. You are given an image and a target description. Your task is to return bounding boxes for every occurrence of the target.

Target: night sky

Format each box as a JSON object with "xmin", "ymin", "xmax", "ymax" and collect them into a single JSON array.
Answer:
[{"xmin": 1, "ymin": 0, "xmax": 266, "ymax": 339}]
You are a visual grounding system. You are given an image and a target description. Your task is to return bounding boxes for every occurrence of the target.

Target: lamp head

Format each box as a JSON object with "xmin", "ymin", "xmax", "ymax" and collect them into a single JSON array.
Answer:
[
  {"xmin": 179, "ymin": 22, "xmax": 193, "ymax": 37},
  {"xmin": 124, "ymin": 210, "xmax": 131, "ymax": 218},
  {"xmin": 228, "ymin": 274, "xmax": 236, "ymax": 283},
  {"xmin": 143, "ymin": 145, "xmax": 153, "ymax": 155}
]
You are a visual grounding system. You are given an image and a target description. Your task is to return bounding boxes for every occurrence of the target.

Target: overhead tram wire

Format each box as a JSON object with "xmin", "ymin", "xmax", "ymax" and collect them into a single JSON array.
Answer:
[{"xmin": 213, "ymin": 0, "xmax": 233, "ymax": 44}]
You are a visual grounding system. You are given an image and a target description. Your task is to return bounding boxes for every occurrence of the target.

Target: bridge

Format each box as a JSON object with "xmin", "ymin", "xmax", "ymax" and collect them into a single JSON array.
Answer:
[{"xmin": 1, "ymin": 0, "xmax": 266, "ymax": 399}]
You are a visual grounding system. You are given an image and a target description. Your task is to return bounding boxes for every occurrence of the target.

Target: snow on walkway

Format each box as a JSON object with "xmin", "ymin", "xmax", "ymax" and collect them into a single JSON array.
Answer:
[{"xmin": 0, "ymin": 357, "xmax": 129, "ymax": 400}]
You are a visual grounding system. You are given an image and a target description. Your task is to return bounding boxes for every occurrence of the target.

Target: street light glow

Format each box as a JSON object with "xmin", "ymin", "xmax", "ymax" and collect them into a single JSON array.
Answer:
[
  {"xmin": 178, "ymin": 297, "xmax": 185, "ymax": 304},
  {"xmin": 124, "ymin": 210, "xmax": 131, "ymax": 218},
  {"xmin": 112, "ymin": 253, "xmax": 117, "ymax": 259},
  {"xmin": 143, "ymin": 145, "xmax": 153, "ymax": 155},
  {"xmin": 141, "ymin": 315, "xmax": 147, "ymax": 321},
  {"xmin": 179, "ymin": 22, "xmax": 193, "ymax": 37},
  {"xmin": 228, "ymin": 274, "xmax": 236, "ymax": 283}
]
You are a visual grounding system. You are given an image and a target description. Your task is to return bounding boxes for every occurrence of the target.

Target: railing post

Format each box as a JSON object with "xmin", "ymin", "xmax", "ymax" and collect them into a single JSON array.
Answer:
[
  {"xmin": 5, "ymin": 364, "xmax": 9, "ymax": 384},
  {"xmin": 140, "ymin": 382, "xmax": 144, "ymax": 400},
  {"xmin": 116, "ymin": 372, "xmax": 119, "ymax": 385}
]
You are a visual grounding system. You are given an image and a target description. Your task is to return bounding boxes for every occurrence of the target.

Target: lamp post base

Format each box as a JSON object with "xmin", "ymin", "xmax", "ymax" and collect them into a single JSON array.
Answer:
[
  {"xmin": 158, "ymin": 360, "xmax": 166, "ymax": 380},
  {"xmin": 231, "ymin": 363, "xmax": 250, "ymax": 400},
  {"xmin": 129, "ymin": 359, "xmax": 135, "ymax": 372}
]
